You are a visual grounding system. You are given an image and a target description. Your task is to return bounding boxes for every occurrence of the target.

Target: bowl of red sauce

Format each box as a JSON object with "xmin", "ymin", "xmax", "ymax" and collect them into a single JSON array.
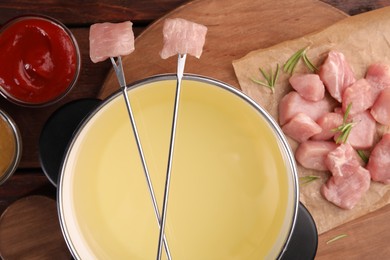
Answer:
[{"xmin": 0, "ymin": 15, "xmax": 80, "ymax": 106}]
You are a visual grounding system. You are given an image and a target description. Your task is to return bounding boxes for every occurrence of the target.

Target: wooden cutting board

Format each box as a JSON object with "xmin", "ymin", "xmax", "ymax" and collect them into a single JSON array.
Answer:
[{"xmin": 98, "ymin": 0, "xmax": 347, "ymax": 98}]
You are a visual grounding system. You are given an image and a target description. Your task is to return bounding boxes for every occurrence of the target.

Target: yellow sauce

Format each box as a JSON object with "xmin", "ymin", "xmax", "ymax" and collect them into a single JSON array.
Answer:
[
  {"xmin": 0, "ymin": 113, "xmax": 16, "ymax": 179},
  {"xmin": 61, "ymin": 78, "xmax": 295, "ymax": 259}
]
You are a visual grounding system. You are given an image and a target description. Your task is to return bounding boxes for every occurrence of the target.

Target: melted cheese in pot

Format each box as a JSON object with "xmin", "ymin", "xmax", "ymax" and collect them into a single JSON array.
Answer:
[{"xmin": 61, "ymin": 79, "xmax": 296, "ymax": 259}]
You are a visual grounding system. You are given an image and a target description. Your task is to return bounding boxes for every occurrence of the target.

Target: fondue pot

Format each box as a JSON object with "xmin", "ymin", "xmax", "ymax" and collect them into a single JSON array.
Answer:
[{"xmin": 50, "ymin": 74, "xmax": 316, "ymax": 259}]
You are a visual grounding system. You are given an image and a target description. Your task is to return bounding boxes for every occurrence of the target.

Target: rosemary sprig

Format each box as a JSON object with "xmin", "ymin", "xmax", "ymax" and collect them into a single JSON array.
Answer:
[
  {"xmin": 283, "ymin": 48, "xmax": 305, "ymax": 74},
  {"xmin": 299, "ymin": 175, "xmax": 320, "ymax": 185},
  {"xmin": 283, "ymin": 47, "xmax": 318, "ymax": 74},
  {"xmin": 357, "ymin": 150, "xmax": 369, "ymax": 164},
  {"xmin": 326, "ymin": 234, "xmax": 347, "ymax": 244},
  {"xmin": 334, "ymin": 122, "xmax": 354, "ymax": 144},
  {"xmin": 302, "ymin": 53, "xmax": 318, "ymax": 72},
  {"xmin": 333, "ymin": 103, "xmax": 355, "ymax": 144},
  {"xmin": 251, "ymin": 64, "xmax": 280, "ymax": 93}
]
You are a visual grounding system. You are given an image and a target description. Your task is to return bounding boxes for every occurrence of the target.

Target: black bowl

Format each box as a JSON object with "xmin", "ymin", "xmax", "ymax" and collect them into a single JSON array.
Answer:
[{"xmin": 39, "ymin": 99, "xmax": 101, "ymax": 187}]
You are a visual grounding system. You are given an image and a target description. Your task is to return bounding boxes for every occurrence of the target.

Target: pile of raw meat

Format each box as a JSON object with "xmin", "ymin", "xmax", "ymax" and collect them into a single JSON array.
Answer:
[{"xmin": 279, "ymin": 50, "xmax": 390, "ymax": 209}]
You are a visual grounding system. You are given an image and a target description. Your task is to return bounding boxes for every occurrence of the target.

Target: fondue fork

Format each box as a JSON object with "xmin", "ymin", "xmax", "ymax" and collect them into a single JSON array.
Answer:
[
  {"xmin": 156, "ymin": 53, "xmax": 187, "ymax": 260},
  {"xmin": 110, "ymin": 57, "xmax": 172, "ymax": 260}
]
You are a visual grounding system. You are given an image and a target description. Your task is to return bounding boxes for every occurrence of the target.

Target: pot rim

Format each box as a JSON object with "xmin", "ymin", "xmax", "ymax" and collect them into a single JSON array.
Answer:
[{"xmin": 57, "ymin": 73, "xmax": 299, "ymax": 259}]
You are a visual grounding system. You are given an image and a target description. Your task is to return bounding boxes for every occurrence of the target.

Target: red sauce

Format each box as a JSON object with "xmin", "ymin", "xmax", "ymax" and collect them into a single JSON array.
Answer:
[{"xmin": 0, "ymin": 16, "xmax": 79, "ymax": 105}]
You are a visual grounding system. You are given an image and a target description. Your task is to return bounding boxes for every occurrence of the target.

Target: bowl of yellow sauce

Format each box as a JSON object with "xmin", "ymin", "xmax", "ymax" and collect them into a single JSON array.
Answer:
[
  {"xmin": 0, "ymin": 110, "xmax": 22, "ymax": 185},
  {"xmin": 58, "ymin": 74, "xmax": 298, "ymax": 259}
]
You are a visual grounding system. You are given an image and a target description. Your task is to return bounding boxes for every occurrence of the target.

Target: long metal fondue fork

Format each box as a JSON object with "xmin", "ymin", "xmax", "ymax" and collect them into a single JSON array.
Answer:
[
  {"xmin": 110, "ymin": 57, "xmax": 172, "ymax": 260},
  {"xmin": 156, "ymin": 53, "xmax": 187, "ymax": 260}
]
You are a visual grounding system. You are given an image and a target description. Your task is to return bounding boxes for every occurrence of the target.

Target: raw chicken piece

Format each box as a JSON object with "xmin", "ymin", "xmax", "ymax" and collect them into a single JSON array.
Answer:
[
  {"xmin": 295, "ymin": 141, "xmax": 338, "ymax": 171},
  {"xmin": 342, "ymin": 78, "xmax": 376, "ymax": 116},
  {"xmin": 325, "ymin": 143, "xmax": 362, "ymax": 179},
  {"xmin": 160, "ymin": 18, "xmax": 207, "ymax": 59},
  {"xmin": 370, "ymin": 88, "xmax": 390, "ymax": 125},
  {"xmin": 365, "ymin": 63, "xmax": 390, "ymax": 99},
  {"xmin": 321, "ymin": 165, "xmax": 370, "ymax": 209},
  {"xmin": 278, "ymin": 91, "xmax": 333, "ymax": 125},
  {"xmin": 319, "ymin": 51, "xmax": 356, "ymax": 102},
  {"xmin": 311, "ymin": 112, "xmax": 343, "ymax": 141},
  {"xmin": 322, "ymin": 143, "xmax": 369, "ymax": 210},
  {"xmin": 282, "ymin": 113, "xmax": 322, "ymax": 143},
  {"xmin": 289, "ymin": 73, "xmax": 325, "ymax": 101},
  {"xmin": 337, "ymin": 111, "xmax": 376, "ymax": 150},
  {"xmin": 89, "ymin": 21, "xmax": 135, "ymax": 63},
  {"xmin": 367, "ymin": 134, "xmax": 390, "ymax": 184}
]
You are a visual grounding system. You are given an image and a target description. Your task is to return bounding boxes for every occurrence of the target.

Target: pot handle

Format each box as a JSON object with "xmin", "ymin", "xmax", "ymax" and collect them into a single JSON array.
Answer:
[
  {"xmin": 39, "ymin": 98, "xmax": 101, "ymax": 187},
  {"xmin": 280, "ymin": 202, "xmax": 318, "ymax": 259}
]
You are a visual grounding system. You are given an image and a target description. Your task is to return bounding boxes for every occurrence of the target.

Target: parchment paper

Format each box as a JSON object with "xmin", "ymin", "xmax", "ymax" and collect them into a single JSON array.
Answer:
[{"xmin": 233, "ymin": 7, "xmax": 390, "ymax": 234}]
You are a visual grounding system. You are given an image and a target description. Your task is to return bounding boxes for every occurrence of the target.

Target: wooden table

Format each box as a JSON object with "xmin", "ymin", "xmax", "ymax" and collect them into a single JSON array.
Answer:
[{"xmin": 0, "ymin": 0, "xmax": 389, "ymax": 258}]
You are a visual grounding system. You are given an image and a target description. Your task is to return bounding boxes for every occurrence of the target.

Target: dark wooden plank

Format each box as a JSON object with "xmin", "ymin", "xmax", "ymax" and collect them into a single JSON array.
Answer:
[
  {"xmin": 0, "ymin": 0, "xmax": 190, "ymax": 26},
  {"xmin": 0, "ymin": 0, "xmax": 389, "ymax": 203},
  {"xmin": 1, "ymin": 0, "xmax": 389, "ymax": 193},
  {"xmin": 0, "ymin": 0, "xmax": 389, "ymax": 258},
  {"xmin": 1, "ymin": 0, "xmax": 388, "ymax": 28},
  {"xmin": 0, "ymin": 171, "xmax": 55, "ymax": 215},
  {"xmin": 321, "ymin": 0, "xmax": 390, "ymax": 15}
]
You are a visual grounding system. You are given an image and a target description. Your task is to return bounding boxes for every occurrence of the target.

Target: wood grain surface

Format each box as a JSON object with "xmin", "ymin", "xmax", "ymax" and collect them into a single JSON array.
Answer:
[
  {"xmin": 99, "ymin": 0, "xmax": 390, "ymax": 258},
  {"xmin": 99, "ymin": 0, "xmax": 347, "ymax": 98},
  {"xmin": 0, "ymin": 0, "xmax": 385, "ymax": 170},
  {"xmin": 1, "ymin": 0, "xmax": 390, "ymax": 258},
  {"xmin": 0, "ymin": 196, "xmax": 71, "ymax": 259}
]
